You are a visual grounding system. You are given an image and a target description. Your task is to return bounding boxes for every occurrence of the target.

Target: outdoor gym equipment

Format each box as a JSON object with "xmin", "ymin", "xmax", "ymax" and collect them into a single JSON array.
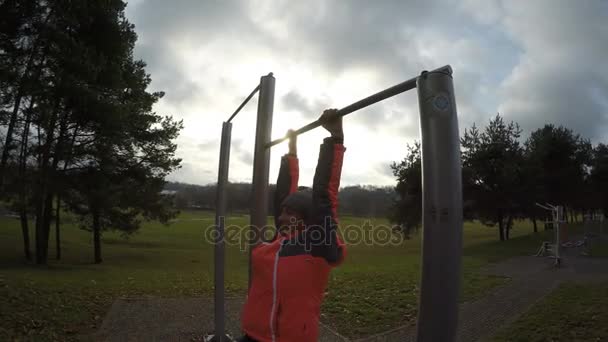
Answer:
[
  {"xmin": 573, "ymin": 212, "xmax": 606, "ymax": 256},
  {"xmin": 535, "ymin": 203, "xmax": 563, "ymax": 267},
  {"xmin": 206, "ymin": 77, "xmax": 266, "ymax": 342},
  {"xmin": 210, "ymin": 66, "xmax": 463, "ymax": 342},
  {"xmin": 583, "ymin": 211, "xmax": 605, "ymax": 237}
]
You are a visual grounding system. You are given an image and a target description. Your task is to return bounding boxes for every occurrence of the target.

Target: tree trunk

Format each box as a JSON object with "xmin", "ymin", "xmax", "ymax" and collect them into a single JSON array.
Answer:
[
  {"xmin": 35, "ymin": 197, "xmax": 48, "ymax": 264},
  {"xmin": 50, "ymin": 113, "xmax": 70, "ymax": 261},
  {"xmin": 532, "ymin": 214, "xmax": 538, "ymax": 233},
  {"xmin": 40, "ymin": 192, "xmax": 54, "ymax": 263},
  {"xmin": 506, "ymin": 215, "xmax": 513, "ymax": 240},
  {"xmin": 18, "ymin": 98, "xmax": 34, "ymax": 261},
  {"xmin": 571, "ymin": 210, "xmax": 575, "ymax": 223},
  {"xmin": 34, "ymin": 102, "xmax": 60, "ymax": 265},
  {"xmin": 36, "ymin": 98, "xmax": 71, "ymax": 264},
  {"xmin": 55, "ymin": 195, "xmax": 61, "ymax": 260},
  {"xmin": 35, "ymin": 202, "xmax": 46, "ymax": 264},
  {"xmin": 498, "ymin": 216, "xmax": 505, "ymax": 241},
  {"xmin": 93, "ymin": 210, "xmax": 102, "ymax": 264},
  {"xmin": 20, "ymin": 210, "xmax": 31, "ymax": 261}
]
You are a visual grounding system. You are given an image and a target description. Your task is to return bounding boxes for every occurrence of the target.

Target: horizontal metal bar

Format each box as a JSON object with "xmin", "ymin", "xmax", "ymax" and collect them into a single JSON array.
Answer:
[
  {"xmin": 266, "ymin": 66, "xmax": 452, "ymax": 148},
  {"xmin": 535, "ymin": 202, "xmax": 556, "ymax": 211},
  {"xmin": 227, "ymin": 84, "xmax": 260, "ymax": 123}
]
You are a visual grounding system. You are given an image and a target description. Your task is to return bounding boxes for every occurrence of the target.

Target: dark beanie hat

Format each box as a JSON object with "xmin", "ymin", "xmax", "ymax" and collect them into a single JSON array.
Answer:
[{"xmin": 281, "ymin": 190, "xmax": 313, "ymax": 222}]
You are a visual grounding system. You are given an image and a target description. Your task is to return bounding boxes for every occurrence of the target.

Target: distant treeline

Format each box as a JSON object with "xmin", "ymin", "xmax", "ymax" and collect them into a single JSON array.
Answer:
[
  {"xmin": 164, "ymin": 182, "xmax": 396, "ymax": 218},
  {"xmin": 391, "ymin": 114, "xmax": 608, "ymax": 241}
]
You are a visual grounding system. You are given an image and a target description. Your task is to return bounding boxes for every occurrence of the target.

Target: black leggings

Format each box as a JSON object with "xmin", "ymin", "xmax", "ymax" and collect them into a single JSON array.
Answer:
[{"xmin": 236, "ymin": 335, "xmax": 258, "ymax": 342}]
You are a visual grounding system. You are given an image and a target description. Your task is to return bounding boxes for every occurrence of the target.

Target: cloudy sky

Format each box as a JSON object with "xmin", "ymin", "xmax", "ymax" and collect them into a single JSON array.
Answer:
[{"xmin": 124, "ymin": 0, "xmax": 608, "ymax": 187}]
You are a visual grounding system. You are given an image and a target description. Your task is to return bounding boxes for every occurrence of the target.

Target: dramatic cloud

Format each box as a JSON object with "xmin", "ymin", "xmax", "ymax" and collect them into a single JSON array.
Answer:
[
  {"xmin": 125, "ymin": 0, "xmax": 608, "ymax": 186},
  {"xmin": 497, "ymin": 1, "xmax": 608, "ymax": 140}
]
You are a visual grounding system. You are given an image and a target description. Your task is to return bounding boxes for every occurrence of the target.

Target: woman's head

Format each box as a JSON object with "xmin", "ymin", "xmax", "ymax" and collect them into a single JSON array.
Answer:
[{"xmin": 278, "ymin": 190, "xmax": 312, "ymax": 233}]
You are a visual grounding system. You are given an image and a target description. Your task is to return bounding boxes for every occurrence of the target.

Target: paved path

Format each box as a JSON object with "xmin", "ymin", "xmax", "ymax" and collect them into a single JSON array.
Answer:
[
  {"xmin": 357, "ymin": 252, "xmax": 608, "ymax": 342},
  {"xmin": 94, "ymin": 296, "xmax": 348, "ymax": 342},
  {"xmin": 95, "ymin": 252, "xmax": 608, "ymax": 342}
]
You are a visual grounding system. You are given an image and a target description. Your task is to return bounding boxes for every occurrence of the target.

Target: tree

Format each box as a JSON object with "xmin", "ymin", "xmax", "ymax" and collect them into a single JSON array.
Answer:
[
  {"xmin": 54, "ymin": 1, "xmax": 182, "ymax": 263},
  {"xmin": 0, "ymin": 0, "xmax": 182, "ymax": 264},
  {"xmin": 390, "ymin": 142, "xmax": 422, "ymax": 238},
  {"xmin": 524, "ymin": 125, "xmax": 592, "ymax": 224},
  {"xmin": 0, "ymin": 0, "xmax": 50, "ymax": 260},
  {"xmin": 338, "ymin": 185, "xmax": 394, "ymax": 217},
  {"xmin": 0, "ymin": 0, "xmax": 50, "ymax": 190},
  {"xmin": 461, "ymin": 114, "xmax": 524, "ymax": 241},
  {"xmin": 520, "ymin": 147, "xmax": 545, "ymax": 233},
  {"xmin": 589, "ymin": 144, "xmax": 608, "ymax": 216}
]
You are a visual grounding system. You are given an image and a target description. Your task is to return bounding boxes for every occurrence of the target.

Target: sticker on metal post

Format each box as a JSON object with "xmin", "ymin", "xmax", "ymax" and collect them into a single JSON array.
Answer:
[{"xmin": 433, "ymin": 93, "xmax": 450, "ymax": 112}]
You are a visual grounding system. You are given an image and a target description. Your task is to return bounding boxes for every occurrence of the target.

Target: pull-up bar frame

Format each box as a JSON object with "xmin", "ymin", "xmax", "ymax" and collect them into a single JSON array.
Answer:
[
  {"xmin": 248, "ymin": 65, "xmax": 462, "ymax": 342},
  {"xmin": 266, "ymin": 67, "xmax": 451, "ymax": 147},
  {"xmin": 227, "ymin": 85, "xmax": 259, "ymax": 123},
  {"xmin": 535, "ymin": 202, "xmax": 563, "ymax": 266},
  {"xmin": 210, "ymin": 76, "xmax": 273, "ymax": 342},
  {"xmin": 216, "ymin": 65, "xmax": 463, "ymax": 342}
]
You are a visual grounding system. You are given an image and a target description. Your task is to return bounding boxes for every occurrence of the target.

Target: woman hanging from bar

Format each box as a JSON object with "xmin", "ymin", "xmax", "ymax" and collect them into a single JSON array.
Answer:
[{"xmin": 239, "ymin": 109, "xmax": 347, "ymax": 342}]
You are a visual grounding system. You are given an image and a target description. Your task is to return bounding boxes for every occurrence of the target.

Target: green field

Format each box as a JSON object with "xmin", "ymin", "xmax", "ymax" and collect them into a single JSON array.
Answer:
[
  {"xmin": 493, "ymin": 282, "xmax": 608, "ymax": 342},
  {"xmin": 0, "ymin": 212, "xmax": 555, "ymax": 341},
  {"xmin": 590, "ymin": 240, "xmax": 608, "ymax": 257}
]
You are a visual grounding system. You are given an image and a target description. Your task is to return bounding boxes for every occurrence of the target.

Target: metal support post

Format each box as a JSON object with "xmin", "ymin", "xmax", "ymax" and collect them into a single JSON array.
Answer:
[
  {"xmin": 212, "ymin": 121, "xmax": 232, "ymax": 342},
  {"xmin": 415, "ymin": 66, "xmax": 463, "ymax": 342},
  {"xmin": 249, "ymin": 74, "xmax": 275, "ymax": 288}
]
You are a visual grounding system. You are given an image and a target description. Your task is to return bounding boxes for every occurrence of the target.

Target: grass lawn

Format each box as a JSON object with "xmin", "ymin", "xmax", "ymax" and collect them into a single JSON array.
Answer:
[
  {"xmin": 590, "ymin": 240, "xmax": 608, "ymax": 257},
  {"xmin": 0, "ymin": 212, "xmax": 555, "ymax": 341},
  {"xmin": 492, "ymin": 282, "xmax": 608, "ymax": 342}
]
